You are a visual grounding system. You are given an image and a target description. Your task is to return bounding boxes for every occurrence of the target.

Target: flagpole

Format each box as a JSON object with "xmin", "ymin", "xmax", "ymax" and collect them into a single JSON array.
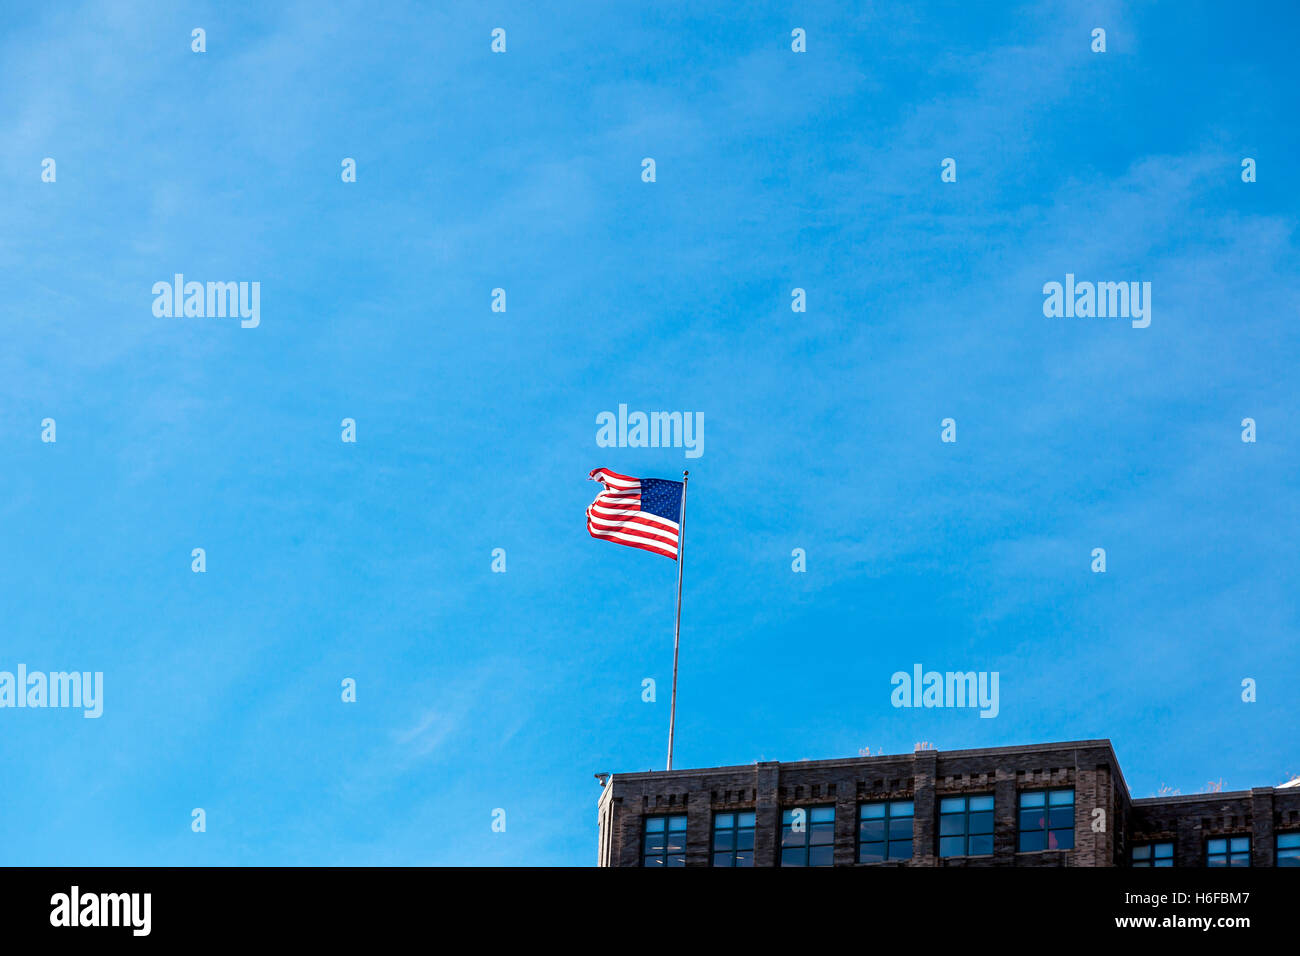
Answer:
[{"xmin": 667, "ymin": 470, "xmax": 688, "ymax": 771}]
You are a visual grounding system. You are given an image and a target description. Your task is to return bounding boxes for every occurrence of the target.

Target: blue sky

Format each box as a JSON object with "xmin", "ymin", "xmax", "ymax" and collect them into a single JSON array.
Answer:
[{"xmin": 2, "ymin": 0, "xmax": 1298, "ymax": 865}]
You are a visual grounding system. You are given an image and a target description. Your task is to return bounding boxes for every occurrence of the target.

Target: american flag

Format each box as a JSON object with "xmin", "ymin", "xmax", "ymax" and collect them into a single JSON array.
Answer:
[{"xmin": 586, "ymin": 468, "xmax": 683, "ymax": 560}]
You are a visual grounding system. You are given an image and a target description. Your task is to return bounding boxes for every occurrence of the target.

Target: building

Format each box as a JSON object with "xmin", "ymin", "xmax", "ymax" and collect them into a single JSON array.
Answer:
[{"xmin": 596, "ymin": 739, "xmax": 1300, "ymax": 867}]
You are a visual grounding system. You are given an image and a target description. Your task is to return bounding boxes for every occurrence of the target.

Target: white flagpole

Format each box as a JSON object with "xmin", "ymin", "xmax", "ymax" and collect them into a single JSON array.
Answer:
[{"xmin": 667, "ymin": 470, "xmax": 689, "ymax": 771}]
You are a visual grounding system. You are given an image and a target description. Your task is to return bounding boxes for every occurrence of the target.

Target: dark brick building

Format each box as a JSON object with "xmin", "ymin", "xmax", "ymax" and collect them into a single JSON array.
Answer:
[{"xmin": 596, "ymin": 739, "xmax": 1300, "ymax": 867}]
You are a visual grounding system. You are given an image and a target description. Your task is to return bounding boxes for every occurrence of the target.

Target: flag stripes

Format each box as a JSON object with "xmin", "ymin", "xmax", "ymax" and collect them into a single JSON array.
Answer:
[{"xmin": 586, "ymin": 468, "xmax": 682, "ymax": 560}]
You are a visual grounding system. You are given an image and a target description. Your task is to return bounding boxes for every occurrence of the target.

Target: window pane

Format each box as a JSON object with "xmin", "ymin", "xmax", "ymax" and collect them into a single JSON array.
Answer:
[
  {"xmin": 1154, "ymin": 858, "xmax": 1173, "ymax": 868},
  {"xmin": 940, "ymin": 797, "xmax": 967, "ymax": 813},
  {"xmin": 738, "ymin": 812, "xmax": 756, "ymax": 827},
  {"xmin": 781, "ymin": 848, "xmax": 805, "ymax": 866},
  {"xmin": 1154, "ymin": 843, "xmax": 1173, "ymax": 859},
  {"xmin": 939, "ymin": 836, "xmax": 965, "ymax": 857},
  {"xmin": 781, "ymin": 828, "xmax": 805, "ymax": 848},
  {"xmin": 713, "ymin": 831, "xmax": 733, "ymax": 851},
  {"xmin": 1020, "ymin": 809, "xmax": 1045, "ymax": 832},
  {"xmin": 809, "ymin": 844, "xmax": 834, "ymax": 867},
  {"xmin": 1019, "ymin": 830, "xmax": 1045, "ymax": 852},
  {"xmin": 668, "ymin": 816, "xmax": 687, "ymax": 831},
  {"xmin": 1229, "ymin": 853, "xmax": 1250, "ymax": 867},
  {"xmin": 969, "ymin": 795, "xmax": 994, "ymax": 812},
  {"xmin": 665, "ymin": 832, "xmax": 686, "ymax": 853},
  {"xmin": 1207, "ymin": 856, "xmax": 1227, "ymax": 867},
  {"xmin": 1048, "ymin": 807, "xmax": 1074, "ymax": 829},
  {"xmin": 1132, "ymin": 845, "xmax": 1152, "ymax": 860},
  {"xmin": 735, "ymin": 830, "xmax": 754, "ymax": 851},
  {"xmin": 889, "ymin": 817, "xmax": 913, "ymax": 841},
  {"xmin": 859, "ymin": 820, "xmax": 886, "ymax": 843},
  {"xmin": 713, "ymin": 852, "xmax": 731, "ymax": 867},
  {"xmin": 968, "ymin": 810, "xmax": 994, "ymax": 835},
  {"xmin": 968, "ymin": 834, "xmax": 993, "ymax": 856},
  {"xmin": 782, "ymin": 810, "xmax": 797, "ymax": 824},
  {"xmin": 1019, "ymin": 791, "xmax": 1045, "ymax": 808},
  {"xmin": 811, "ymin": 807, "xmax": 835, "ymax": 823},
  {"xmin": 891, "ymin": 800, "xmax": 915, "ymax": 817},
  {"xmin": 666, "ymin": 854, "xmax": 685, "ymax": 867},
  {"xmin": 1230, "ymin": 837, "xmax": 1249, "ymax": 852},
  {"xmin": 888, "ymin": 840, "xmax": 913, "ymax": 860},
  {"xmin": 1050, "ymin": 789, "xmax": 1074, "ymax": 806},
  {"xmin": 734, "ymin": 851, "xmax": 753, "ymax": 867},
  {"xmin": 714, "ymin": 813, "xmax": 734, "ymax": 829},
  {"xmin": 644, "ymin": 854, "xmax": 665, "ymax": 866},
  {"xmin": 939, "ymin": 814, "xmax": 966, "ymax": 836},
  {"xmin": 1049, "ymin": 828, "xmax": 1074, "ymax": 850},
  {"xmin": 859, "ymin": 843, "xmax": 885, "ymax": 863},
  {"xmin": 644, "ymin": 833, "xmax": 666, "ymax": 852},
  {"xmin": 1207, "ymin": 839, "xmax": 1226, "ymax": 854},
  {"xmin": 860, "ymin": 803, "xmax": 886, "ymax": 819},
  {"xmin": 645, "ymin": 818, "xmax": 665, "ymax": 833},
  {"xmin": 1277, "ymin": 833, "xmax": 1300, "ymax": 849},
  {"xmin": 810, "ymin": 823, "xmax": 835, "ymax": 845}
]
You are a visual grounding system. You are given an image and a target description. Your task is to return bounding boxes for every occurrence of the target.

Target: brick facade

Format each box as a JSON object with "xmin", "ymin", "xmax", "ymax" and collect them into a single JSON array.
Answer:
[{"xmin": 597, "ymin": 739, "xmax": 1300, "ymax": 867}]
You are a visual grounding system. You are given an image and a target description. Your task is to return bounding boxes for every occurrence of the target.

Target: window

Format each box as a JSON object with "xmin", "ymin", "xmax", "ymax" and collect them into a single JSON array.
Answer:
[
  {"xmin": 1131, "ymin": 842, "xmax": 1174, "ymax": 867},
  {"xmin": 858, "ymin": 800, "xmax": 914, "ymax": 863},
  {"xmin": 1206, "ymin": 836, "xmax": 1250, "ymax": 867},
  {"xmin": 1277, "ymin": 833, "xmax": 1300, "ymax": 867},
  {"xmin": 939, "ymin": 795, "xmax": 994, "ymax": 857},
  {"xmin": 642, "ymin": 815, "xmax": 687, "ymax": 867},
  {"xmin": 712, "ymin": 811, "xmax": 756, "ymax": 867},
  {"xmin": 781, "ymin": 806, "xmax": 835, "ymax": 866},
  {"xmin": 1018, "ymin": 789, "xmax": 1074, "ymax": 852}
]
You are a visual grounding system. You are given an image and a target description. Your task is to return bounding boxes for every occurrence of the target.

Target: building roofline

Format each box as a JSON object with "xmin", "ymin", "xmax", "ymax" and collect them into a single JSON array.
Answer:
[
  {"xmin": 1131, "ymin": 789, "xmax": 1264, "ymax": 806},
  {"xmin": 607, "ymin": 738, "xmax": 1127, "ymax": 791}
]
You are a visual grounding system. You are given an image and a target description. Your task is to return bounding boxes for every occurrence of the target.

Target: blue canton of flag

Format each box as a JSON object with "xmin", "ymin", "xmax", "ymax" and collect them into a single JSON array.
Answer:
[{"xmin": 636, "ymin": 479, "xmax": 682, "ymax": 525}]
